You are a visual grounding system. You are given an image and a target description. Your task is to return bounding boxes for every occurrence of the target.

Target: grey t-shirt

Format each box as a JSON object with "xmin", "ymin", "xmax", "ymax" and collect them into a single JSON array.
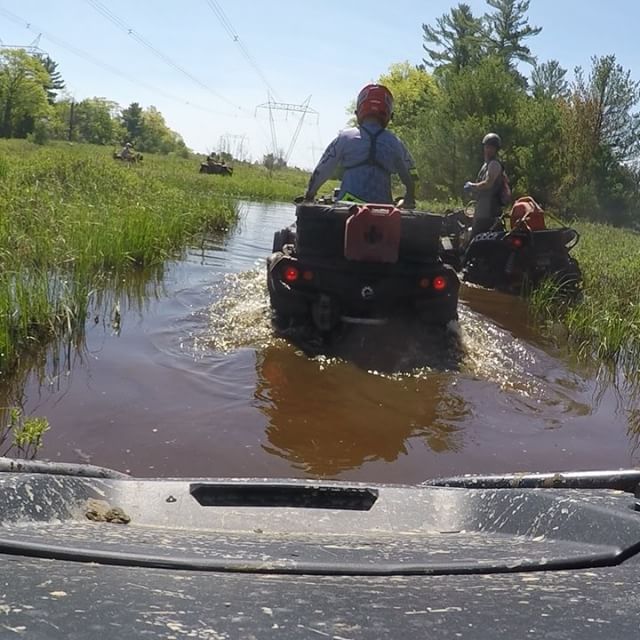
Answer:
[{"xmin": 475, "ymin": 159, "xmax": 503, "ymax": 219}]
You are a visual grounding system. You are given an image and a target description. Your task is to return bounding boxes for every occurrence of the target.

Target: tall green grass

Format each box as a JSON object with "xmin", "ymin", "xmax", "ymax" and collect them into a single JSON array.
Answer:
[
  {"xmin": 531, "ymin": 221, "xmax": 640, "ymax": 381},
  {"xmin": 0, "ymin": 140, "xmax": 247, "ymax": 375}
]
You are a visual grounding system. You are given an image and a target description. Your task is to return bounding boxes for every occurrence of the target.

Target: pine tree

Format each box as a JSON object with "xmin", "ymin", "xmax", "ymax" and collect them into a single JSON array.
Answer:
[
  {"xmin": 531, "ymin": 60, "xmax": 569, "ymax": 99},
  {"xmin": 422, "ymin": 3, "xmax": 485, "ymax": 73},
  {"xmin": 121, "ymin": 102, "xmax": 144, "ymax": 143},
  {"xmin": 36, "ymin": 55, "xmax": 65, "ymax": 104},
  {"xmin": 485, "ymin": 0, "xmax": 542, "ymax": 67}
]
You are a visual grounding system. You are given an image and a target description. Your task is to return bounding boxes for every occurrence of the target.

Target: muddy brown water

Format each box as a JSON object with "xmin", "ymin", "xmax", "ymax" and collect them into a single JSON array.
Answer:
[{"xmin": 14, "ymin": 202, "xmax": 640, "ymax": 481}]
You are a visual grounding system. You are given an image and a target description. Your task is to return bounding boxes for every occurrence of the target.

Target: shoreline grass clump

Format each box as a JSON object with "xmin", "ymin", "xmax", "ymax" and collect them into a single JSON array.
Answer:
[
  {"xmin": 530, "ymin": 221, "xmax": 640, "ymax": 380},
  {"xmin": 0, "ymin": 407, "xmax": 49, "ymax": 459},
  {"xmin": 0, "ymin": 140, "xmax": 242, "ymax": 376}
]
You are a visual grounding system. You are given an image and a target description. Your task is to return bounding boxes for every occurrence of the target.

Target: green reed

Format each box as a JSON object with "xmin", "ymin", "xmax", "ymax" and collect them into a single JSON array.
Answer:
[{"xmin": 530, "ymin": 221, "xmax": 640, "ymax": 380}]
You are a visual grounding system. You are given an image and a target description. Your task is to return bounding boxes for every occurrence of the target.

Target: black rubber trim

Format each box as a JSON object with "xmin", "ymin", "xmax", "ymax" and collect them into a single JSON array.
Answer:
[
  {"xmin": 0, "ymin": 537, "xmax": 637, "ymax": 576},
  {"xmin": 424, "ymin": 470, "xmax": 640, "ymax": 494}
]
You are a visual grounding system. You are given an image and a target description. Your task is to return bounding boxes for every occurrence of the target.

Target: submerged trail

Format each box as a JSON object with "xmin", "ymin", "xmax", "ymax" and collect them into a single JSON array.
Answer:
[{"xmin": 9, "ymin": 201, "xmax": 639, "ymax": 481}]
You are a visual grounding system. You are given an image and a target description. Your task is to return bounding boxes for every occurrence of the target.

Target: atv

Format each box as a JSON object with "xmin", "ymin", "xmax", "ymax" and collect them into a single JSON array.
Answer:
[
  {"xmin": 267, "ymin": 201, "xmax": 460, "ymax": 332},
  {"xmin": 199, "ymin": 161, "xmax": 233, "ymax": 176},
  {"xmin": 113, "ymin": 150, "xmax": 143, "ymax": 164},
  {"xmin": 441, "ymin": 197, "xmax": 582, "ymax": 295}
]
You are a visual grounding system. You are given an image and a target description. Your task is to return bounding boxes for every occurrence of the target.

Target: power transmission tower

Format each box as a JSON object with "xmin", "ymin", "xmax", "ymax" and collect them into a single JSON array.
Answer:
[
  {"xmin": 0, "ymin": 32, "xmax": 46, "ymax": 55},
  {"xmin": 218, "ymin": 133, "xmax": 247, "ymax": 161},
  {"xmin": 256, "ymin": 95, "xmax": 319, "ymax": 163}
]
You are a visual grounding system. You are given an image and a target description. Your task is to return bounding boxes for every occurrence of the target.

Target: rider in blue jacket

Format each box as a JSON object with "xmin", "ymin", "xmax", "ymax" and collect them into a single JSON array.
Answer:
[{"xmin": 304, "ymin": 84, "xmax": 417, "ymax": 208}]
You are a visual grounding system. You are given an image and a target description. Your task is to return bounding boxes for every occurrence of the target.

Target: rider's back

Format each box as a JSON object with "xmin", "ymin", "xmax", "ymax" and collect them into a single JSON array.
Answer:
[{"xmin": 331, "ymin": 124, "xmax": 412, "ymax": 204}]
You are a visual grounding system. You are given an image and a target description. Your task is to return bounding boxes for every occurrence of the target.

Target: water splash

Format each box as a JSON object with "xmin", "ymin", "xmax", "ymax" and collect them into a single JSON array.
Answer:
[
  {"xmin": 196, "ymin": 266, "xmax": 550, "ymax": 398},
  {"xmin": 458, "ymin": 305, "xmax": 543, "ymax": 397},
  {"xmin": 195, "ymin": 265, "xmax": 275, "ymax": 353}
]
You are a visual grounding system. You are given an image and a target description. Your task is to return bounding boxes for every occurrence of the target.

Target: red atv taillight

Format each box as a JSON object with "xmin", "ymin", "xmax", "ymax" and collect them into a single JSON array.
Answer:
[
  {"xmin": 283, "ymin": 266, "xmax": 299, "ymax": 283},
  {"xmin": 433, "ymin": 276, "xmax": 448, "ymax": 292},
  {"xmin": 509, "ymin": 236, "xmax": 525, "ymax": 249}
]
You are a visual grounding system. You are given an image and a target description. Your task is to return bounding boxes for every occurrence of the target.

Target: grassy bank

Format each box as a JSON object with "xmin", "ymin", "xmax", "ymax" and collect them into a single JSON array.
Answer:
[
  {"xmin": 0, "ymin": 140, "xmax": 248, "ymax": 375},
  {"xmin": 531, "ymin": 221, "xmax": 640, "ymax": 380}
]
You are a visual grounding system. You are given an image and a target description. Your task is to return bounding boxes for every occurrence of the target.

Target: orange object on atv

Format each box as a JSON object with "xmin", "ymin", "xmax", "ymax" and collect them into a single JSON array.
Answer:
[
  {"xmin": 344, "ymin": 204, "xmax": 402, "ymax": 263},
  {"xmin": 509, "ymin": 197, "xmax": 546, "ymax": 231}
]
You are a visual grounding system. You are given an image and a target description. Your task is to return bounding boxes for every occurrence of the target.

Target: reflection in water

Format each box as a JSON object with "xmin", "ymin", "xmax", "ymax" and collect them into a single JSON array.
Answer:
[
  {"xmin": 0, "ymin": 265, "xmax": 166, "ymax": 414},
  {"xmin": 255, "ymin": 344, "xmax": 469, "ymax": 477}
]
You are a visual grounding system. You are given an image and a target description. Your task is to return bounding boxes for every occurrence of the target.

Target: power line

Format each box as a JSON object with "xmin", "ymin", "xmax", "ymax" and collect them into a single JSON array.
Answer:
[
  {"xmin": 0, "ymin": 6, "xmax": 249, "ymax": 120},
  {"xmin": 84, "ymin": 0, "xmax": 244, "ymax": 113},
  {"xmin": 203, "ymin": 0, "xmax": 280, "ymax": 99}
]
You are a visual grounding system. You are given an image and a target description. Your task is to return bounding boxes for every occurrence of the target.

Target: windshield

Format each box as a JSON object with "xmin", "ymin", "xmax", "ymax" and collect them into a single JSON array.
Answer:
[{"xmin": 0, "ymin": 1, "xmax": 638, "ymax": 487}]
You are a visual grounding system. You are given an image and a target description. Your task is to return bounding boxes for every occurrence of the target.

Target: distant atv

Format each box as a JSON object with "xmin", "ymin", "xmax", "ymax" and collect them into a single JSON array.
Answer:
[
  {"xmin": 441, "ymin": 197, "xmax": 582, "ymax": 295},
  {"xmin": 113, "ymin": 151, "xmax": 143, "ymax": 164},
  {"xmin": 200, "ymin": 161, "xmax": 233, "ymax": 176},
  {"xmin": 267, "ymin": 200, "xmax": 460, "ymax": 332}
]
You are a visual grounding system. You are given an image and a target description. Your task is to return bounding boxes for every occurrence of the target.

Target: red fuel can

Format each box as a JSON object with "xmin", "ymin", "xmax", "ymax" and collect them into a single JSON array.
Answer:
[{"xmin": 344, "ymin": 204, "xmax": 402, "ymax": 263}]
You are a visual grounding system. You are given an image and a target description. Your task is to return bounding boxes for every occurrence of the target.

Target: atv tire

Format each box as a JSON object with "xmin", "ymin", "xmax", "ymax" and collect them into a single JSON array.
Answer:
[
  {"xmin": 272, "ymin": 227, "xmax": 295, "ymax": 254},
  {"xmin": 552, "ymin": 257, "xmax": 583, "ymax": 297}
]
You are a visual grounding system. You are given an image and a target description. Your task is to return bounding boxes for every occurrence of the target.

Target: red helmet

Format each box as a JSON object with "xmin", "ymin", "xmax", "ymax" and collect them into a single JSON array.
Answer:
[{"xmin": 356, "ymin": 84, "xmax": 394, "ymax": 126}]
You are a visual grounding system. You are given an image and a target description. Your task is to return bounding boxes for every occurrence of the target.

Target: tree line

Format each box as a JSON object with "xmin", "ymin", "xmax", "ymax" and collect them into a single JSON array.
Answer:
[
  {"xmin": 381, "ymin": 0, "xmax": 640, "ymax": 226},
  {"xmin": 0, "ymin": 48, "xmax": 189, "ymax": 155}
]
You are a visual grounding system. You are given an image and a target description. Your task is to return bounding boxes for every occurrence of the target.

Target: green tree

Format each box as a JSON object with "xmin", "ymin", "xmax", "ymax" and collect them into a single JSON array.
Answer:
[
  {"xmin": 484, "ymin": 0, "xmax": 542, "ymax": 68},
  {"xmin": 36, "ymin": 54, "xmax": 65, "ymax": 104},
  {"xmin": 510, "ymin": 94, "xmax": 565, "ymax": 204},
  {"xmin": 121, "ymin": 101, "xmax": 144, "ymax": 143},
  {"xmin": 0, "ymin": 49, "xmax": 50, "ymax": 138},
  {"xmin": 574, "ymin": 55, "xmax": 640, "ymax": 162},
  {"xmin": 422, "ymin": 3, "xmax": 485, "ymax": 73},
  {"xmin": 263, "ymin": 152, "xmax": 287, "ymax": 171},
  {"xmin": 531, "ymin": 60, "xmax": 569, "ymax": 100},
  {"xmin": 414, "ymin": 56, "xmax": 522, "ymax": 199},
  {"xmin": 559, "ymin": 55, "xmax": 640, "ymax": 222},
  {"xmin": 378, "ymin": 62, "xmax": 438, "ymax": 144},
  {"xmin": 137, "ymin": 106, "xmax": 187, "ymax": 154},
  {"xmin": 74, "ymin": 97, "xmax": 123, "ymax": 145}
]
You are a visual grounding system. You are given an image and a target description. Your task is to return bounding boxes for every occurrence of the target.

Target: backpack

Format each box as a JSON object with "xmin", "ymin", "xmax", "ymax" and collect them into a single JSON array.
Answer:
[{"xmin": 496, "ymin": 160, "xmax": 512, "ymax": 207}]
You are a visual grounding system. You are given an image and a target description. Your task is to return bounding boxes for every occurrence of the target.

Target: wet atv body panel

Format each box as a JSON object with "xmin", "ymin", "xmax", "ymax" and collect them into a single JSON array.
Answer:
[
  {"xmin": 268, "ymin": 203, "xmax": 459, "ymax": 329},
  {"xmin": 0, "ymin": 465, "xmax": 639, "ymax": 639},
  {"xmin": 463, "ymin": 228, "xmax": 582, "ymax": 293}
]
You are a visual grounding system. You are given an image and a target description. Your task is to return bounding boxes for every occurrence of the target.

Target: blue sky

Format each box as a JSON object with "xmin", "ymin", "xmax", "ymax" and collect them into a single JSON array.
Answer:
[{"xmin": 0, "ymin": 1, "xmax": 638, "ymax": 168}]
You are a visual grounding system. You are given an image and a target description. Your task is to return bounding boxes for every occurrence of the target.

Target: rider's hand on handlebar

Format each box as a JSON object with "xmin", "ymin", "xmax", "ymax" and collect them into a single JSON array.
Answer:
[
  {"xmin": 463, "ymin": 181, "xmax": 473, "ymax": 194},
  {"xmin": 295, "ymin": 192, "xmax": 314, "ymax": 204}
]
